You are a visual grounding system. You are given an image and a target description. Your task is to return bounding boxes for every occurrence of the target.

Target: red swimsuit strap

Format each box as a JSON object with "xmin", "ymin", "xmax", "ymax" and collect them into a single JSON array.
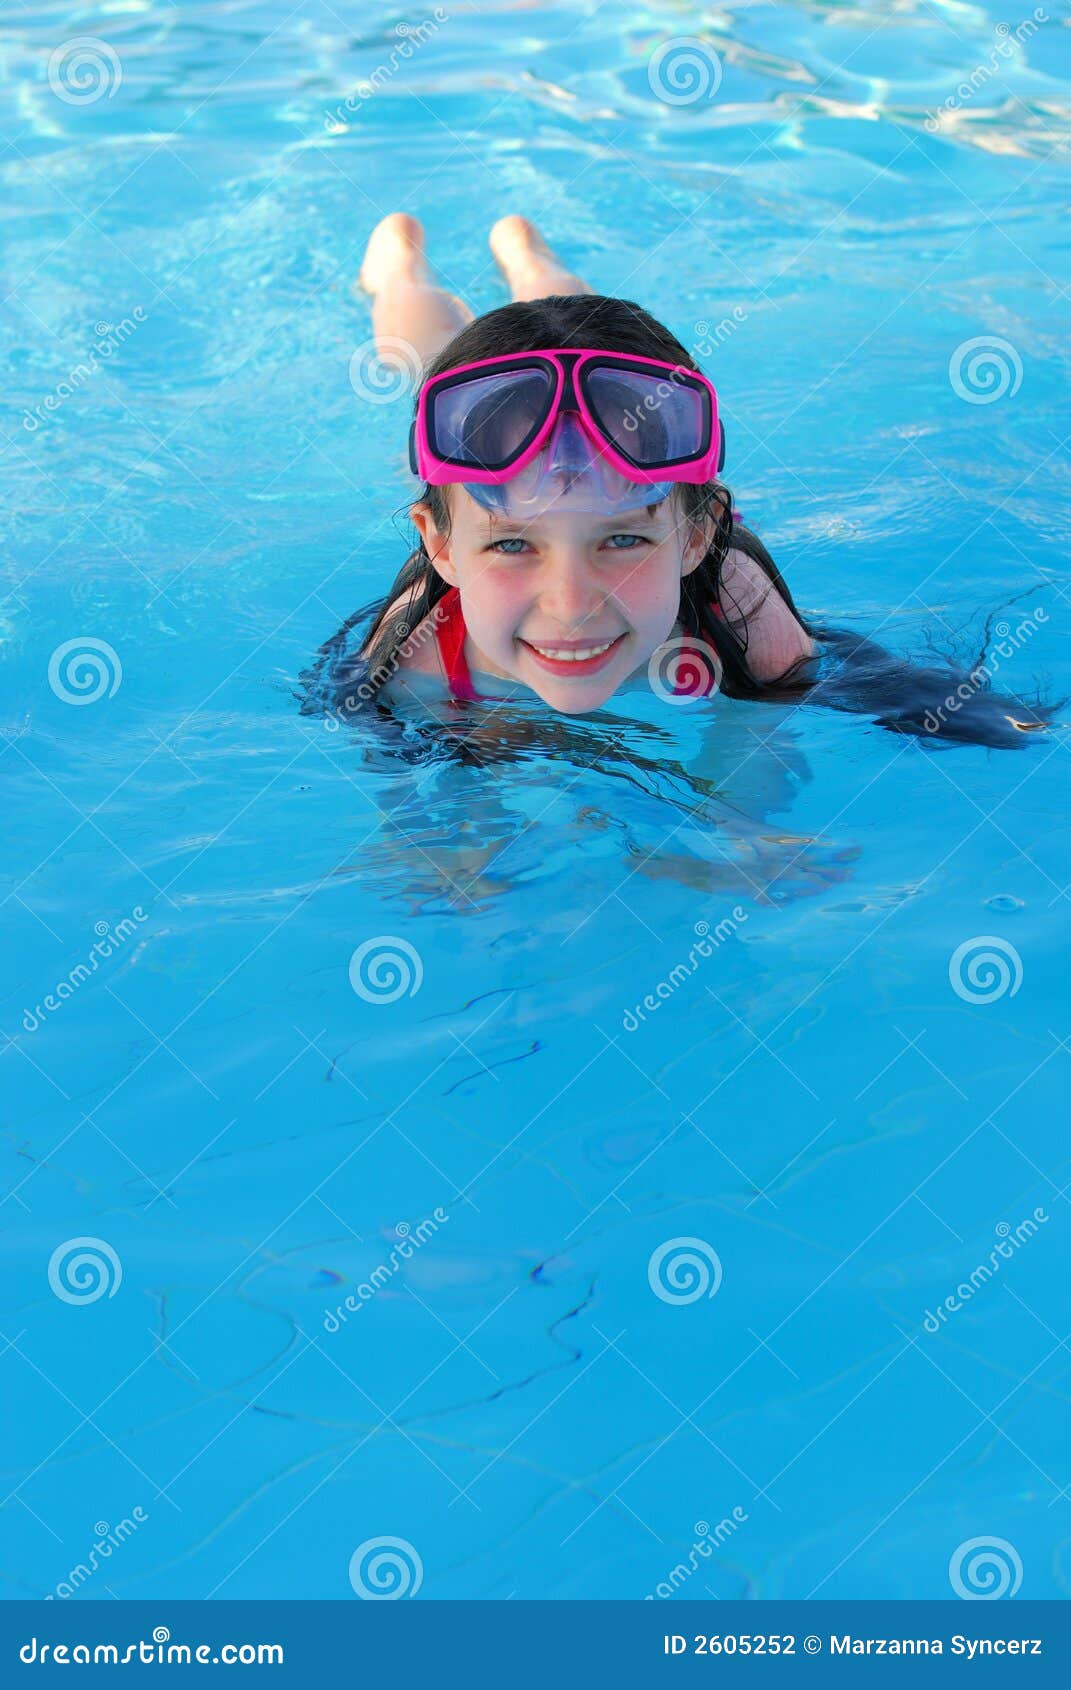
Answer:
[
  {"xmin": 434, "ymin": 585, "xmax": 723, "ymax": 703},
  {"xmin": 434, "ymin": 586, "xmax": 479, "ymax": 702}
]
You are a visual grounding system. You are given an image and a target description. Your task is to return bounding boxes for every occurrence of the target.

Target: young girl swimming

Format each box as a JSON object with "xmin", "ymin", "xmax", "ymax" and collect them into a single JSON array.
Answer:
[{"xmin": 314, "ymin": 213, "xmax": 1047, "ymax": 748}]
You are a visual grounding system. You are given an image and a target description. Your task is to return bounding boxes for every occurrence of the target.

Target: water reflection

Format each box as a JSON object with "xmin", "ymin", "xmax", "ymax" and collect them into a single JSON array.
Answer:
[{"xmin": 310, "ymin": 688, "xmax": 858, "ymax": 911}]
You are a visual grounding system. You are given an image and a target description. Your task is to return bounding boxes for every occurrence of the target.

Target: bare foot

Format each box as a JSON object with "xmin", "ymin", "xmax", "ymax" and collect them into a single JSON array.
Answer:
[
  {"xmin": 357, "ymin": 213, "xmax": 474, "ymax": 366},
  {"xmin": 489, "ymin": 214, "xmax": 593, "ymax": 301},
  {"xmin": 357, "ymin": 212, "xmax": 430, "ymax": 297}
]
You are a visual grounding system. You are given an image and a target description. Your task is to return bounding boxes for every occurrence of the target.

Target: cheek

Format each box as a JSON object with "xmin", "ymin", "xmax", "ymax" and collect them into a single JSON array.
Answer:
[
  {"xmin": 615, "ymin": 550, "xmax": 683, "ymax": 628},
  {"xmin": 458, "ymin": 564, "xmax": 529, "ymax": 643}
]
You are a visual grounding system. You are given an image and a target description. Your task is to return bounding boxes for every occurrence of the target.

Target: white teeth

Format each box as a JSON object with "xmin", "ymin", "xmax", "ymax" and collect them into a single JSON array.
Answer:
[{"xmin": 528, "ymin": 639, "xmax": 617, "ymax": 662}]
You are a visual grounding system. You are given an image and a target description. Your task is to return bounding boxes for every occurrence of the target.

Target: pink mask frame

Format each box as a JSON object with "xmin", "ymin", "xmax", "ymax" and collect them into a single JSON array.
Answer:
[{"xmin": 409, "ymin": 347, "xmax": 724, "ymax": 491}]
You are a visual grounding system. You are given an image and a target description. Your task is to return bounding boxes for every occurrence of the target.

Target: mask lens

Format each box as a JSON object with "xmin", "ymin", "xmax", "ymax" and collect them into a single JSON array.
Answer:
[
  {"xmin": 430, "ymin": 368, "xmax": 553, "ymax": 470},
  {"xmin": 585, "ymin": 367, "xmax": 708, "ymax": 466}
]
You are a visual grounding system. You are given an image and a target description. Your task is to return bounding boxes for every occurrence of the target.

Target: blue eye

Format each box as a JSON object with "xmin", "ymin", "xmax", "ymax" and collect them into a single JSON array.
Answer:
[{"xmin": 485, "ymin": 533, "xmax": 652, "ymax": 555}]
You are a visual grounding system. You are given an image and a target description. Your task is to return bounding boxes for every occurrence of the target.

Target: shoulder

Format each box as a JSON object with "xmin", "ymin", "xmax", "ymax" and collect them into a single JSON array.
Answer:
[
  {"xmin": 719, "ymin": 546, "xmax": 778, "ymax": 616},
  {"xmin": 361, "ymin": 591, "xmax": 447, "ymax": 678},
  {"xmin": 718, "ymin": 545, "xmax": 815, "ymax": 682}
]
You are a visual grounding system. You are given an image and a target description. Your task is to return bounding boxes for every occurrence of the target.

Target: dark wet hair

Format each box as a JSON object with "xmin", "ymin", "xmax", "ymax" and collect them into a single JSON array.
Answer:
[{"xmin": 354, "ymin": 293, "xmax": 814, "ymax": 703}]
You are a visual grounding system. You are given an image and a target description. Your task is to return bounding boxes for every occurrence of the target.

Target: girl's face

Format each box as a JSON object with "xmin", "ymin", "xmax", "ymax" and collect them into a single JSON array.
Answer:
[{"xmin": 411, "ymin": 489, "xmax": 711, "ymax": 713}]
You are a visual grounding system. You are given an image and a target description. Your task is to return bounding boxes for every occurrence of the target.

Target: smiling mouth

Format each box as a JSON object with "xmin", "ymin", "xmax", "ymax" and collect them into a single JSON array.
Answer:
[{"xmin": 518, "ymin": 633, "xmax": 628, "ymax": 675}]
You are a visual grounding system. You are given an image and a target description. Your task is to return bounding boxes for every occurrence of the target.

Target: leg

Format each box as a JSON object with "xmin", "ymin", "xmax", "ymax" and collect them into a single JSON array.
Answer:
[
  {"xmin": 489, "ymin": 215, "xmax": 594, "ymax": 300},
  {"xmin": 357, "ymin": 213, "xmax": 475, "ymax": 367}
]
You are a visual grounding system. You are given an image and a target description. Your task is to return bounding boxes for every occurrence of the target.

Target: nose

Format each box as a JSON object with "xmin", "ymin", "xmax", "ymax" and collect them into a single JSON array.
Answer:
[{"xmin": 537, "ymin": 546, "xmax": 605, "ymax": 631}]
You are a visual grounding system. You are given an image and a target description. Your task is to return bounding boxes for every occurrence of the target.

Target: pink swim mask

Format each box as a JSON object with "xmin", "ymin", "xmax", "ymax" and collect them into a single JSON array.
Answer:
[{"xmin": 408, "ymin": 347, "xmax": 724, "ymax": 518}]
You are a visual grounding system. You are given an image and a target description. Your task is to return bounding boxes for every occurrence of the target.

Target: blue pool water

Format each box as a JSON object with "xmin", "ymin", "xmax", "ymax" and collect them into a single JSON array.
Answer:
[{"xmin": 2, "ymin": 0, "xmax": 1070, "ymax": 1604}]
